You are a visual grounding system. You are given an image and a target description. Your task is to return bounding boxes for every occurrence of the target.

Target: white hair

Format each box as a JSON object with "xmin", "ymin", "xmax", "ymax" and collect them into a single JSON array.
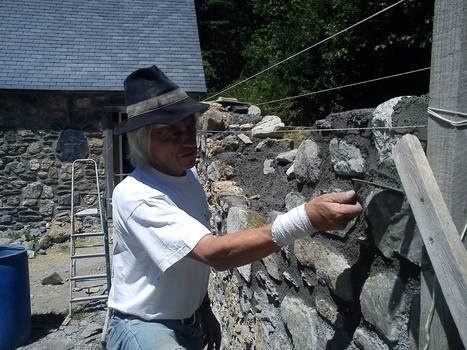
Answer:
[{"xmin": 127, "ymin": 125, "xmax": 157, "ymax": 168}]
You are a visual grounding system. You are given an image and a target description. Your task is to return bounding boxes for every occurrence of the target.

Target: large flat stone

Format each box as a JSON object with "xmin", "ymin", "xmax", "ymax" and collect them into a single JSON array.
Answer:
[
  {"xmin": 251, "ymin": 115, "xmax": 285, "ymax": 138},
  {"xmin": 365, "ymin": 190, "xmax": 422, "ymax": 266},
  {"xmin": 39, "ymin": 200, "xmax": 55, "ymax": 216},
  {"xmin": 219, "ymin": 195, "xmax": 249, "ymax": 213},
  {"xmin": 315, "ymin": 293, "xmax": 341, "ymax": 326},
  {"xmin": 263, "ymin": 159, "xmax": 275, "ymax": 175},
  {"xmin": 293, "ymin": 139, "xmax": 321, "ymax": 184},
  {"xmin": 353, "ymin": 326, "xmax": 389, "ymax": 350},
  {"xmin": 237, "ymin": 264, "xmax": 252, "ymax": 283},
  {"xmin": 22, "ymin": 181, "xmax": 43, "ymax": 199},
  {"xmin": 256, "ymin": 271, "xmax": 279, "ymax": 304},
  {"xmin": 206, "ymin": 135, "xmax": 239, "ymax": 157},
  {"xmin": 275, "ymin": 149, "xmax": 297, "ymax": 165},
  {"xmin": 371, "ymin": 97, "xmax": 403, "ymax": 164},
  {"xmin": 237, "ymin": 133, "xmax": 252, "ymax": 144},
  {"xmin": 248, "ymin": 105, "xmax": 261, "ymax": 116},
  {"xmin": 329, "ymin": 138, "xmax": 365, "ymax": 177},
  {"xmin": 211, "ymin": 181, "xmax": 246, "ymax": 205},
  {"xmin": 280, "ymin": 295, "xmax": 318, "ymax": 349},
  {"xmin": 207, "ymin": 160, "xmax": 234, "ymax": 181},
  {"xmin": 360, "ymin": 271, "xmax": 408, "ymax": 342},
  {"xmin": 255, "ymin": 138, "xmax": 292, "ymax": 152},
  {"xmin": 0, "ymin": 215, "xmax": 12, "ymax": 224},
  {"xmin": 226, "ymin": 207, "xmax": 266, "ymax": 233},
  {"xmin": 261, "ymin": 252, "xmax": 284, "ymax": 282},
  {"xmin": 202, "ymin": 107, "xmax": 227, "ymax": 131},
  {"xmin": 294, "ymin": 238, "xmax": 353, "ymax": 302}
]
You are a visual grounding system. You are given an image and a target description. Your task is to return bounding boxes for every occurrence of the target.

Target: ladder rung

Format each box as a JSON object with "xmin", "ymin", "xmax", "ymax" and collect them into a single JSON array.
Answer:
[
  {"xmin": 72, "ymin": 232, "xmax": 104, "ymax": 238},
  {"xmin": 75, "ymin": 208, "xmax": 100, "ymax": 217},
  {"xmin": 71, "ymin": 253, "xmax": 106, "ymax": 259},
  {"xmin": 70, "ymin": 295, "xmax": 108, "ymax": 303},
  {"xmin": 70, "ymin": 274, "xmax": 108, "ymax": 281},
  {"xmin": 75, "ymin": 244, "xmax": 105, "ymax": 248}
]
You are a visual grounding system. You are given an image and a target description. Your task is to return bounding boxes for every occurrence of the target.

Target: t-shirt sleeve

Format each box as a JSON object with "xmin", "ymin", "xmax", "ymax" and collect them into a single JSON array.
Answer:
[{"xmin": 126, "ymin": 196, "xmax": 211, "ymax": 272}]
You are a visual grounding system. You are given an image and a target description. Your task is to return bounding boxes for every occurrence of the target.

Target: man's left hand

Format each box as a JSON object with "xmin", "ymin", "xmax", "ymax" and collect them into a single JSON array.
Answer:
[{"xmin": 198, "ymin": 303, "xmax": 221, "ymax": 350}]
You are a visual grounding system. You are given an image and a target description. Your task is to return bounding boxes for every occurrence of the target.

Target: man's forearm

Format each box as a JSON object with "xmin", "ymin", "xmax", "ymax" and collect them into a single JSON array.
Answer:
[
  {"xmin": 189, "ymin": 191, "xmax": 363, "ymax": 270},
  {"xmin": 189, "ymin": 224, "xmax": 280, "ymax": 271}
]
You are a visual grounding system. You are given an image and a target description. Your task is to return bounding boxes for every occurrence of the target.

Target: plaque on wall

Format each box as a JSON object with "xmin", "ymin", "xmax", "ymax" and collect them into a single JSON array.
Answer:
[{"xmin": 55, "ymin": 128, "xmax": 89, "ymax": 162}]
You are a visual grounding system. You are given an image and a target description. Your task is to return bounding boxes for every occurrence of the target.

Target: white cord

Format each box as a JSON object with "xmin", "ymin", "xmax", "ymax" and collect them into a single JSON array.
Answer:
[
  {"xmin": 423, "ymin": 281, "xmax": 436, "ymax": 350},
  {"xmin": 460, "ymin": 222, "xmax": 467, "ymax": 242},
  {"xmin": 197, "ymin": 125, "xmax": 426, "ymax": 134},
  {"xmin": 203, "ymin": 0, "xmax": 408, "ymax": 102},
  {"xmin": 427, "ymin": 107, "xmax": 467, "ymax": 127},
  {"xmin": 256, "ymin": 67, "xmax": 430, "ymax": 106}
]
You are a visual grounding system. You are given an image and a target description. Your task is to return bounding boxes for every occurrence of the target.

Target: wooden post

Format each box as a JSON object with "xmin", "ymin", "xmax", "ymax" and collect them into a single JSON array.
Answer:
[
  {"xmin": 102, "ymin": 113, "xmax": 114, "ymax": 219},
  {"xmin": 422, "ymin": 0, "xmax": 467, "ymax": 348},
  {"xmin": 393, "ymin": 135, "xmax": 467, "ymax": 348}
]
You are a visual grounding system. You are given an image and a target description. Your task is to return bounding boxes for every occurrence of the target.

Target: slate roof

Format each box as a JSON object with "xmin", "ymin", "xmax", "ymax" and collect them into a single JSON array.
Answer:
[{"xmin": 0, "ymin": 0, "xmax": 207, "ymax": 92}]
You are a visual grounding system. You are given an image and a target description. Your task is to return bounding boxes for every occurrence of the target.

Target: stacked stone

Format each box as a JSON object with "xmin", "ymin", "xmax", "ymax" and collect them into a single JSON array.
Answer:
[
  {"xmin": 0, "ymin": 128, "xmax": 105, "ymax": 251},
  {"xmin": 199, "ymin": 96, "xmax": 428, "ymax": 349}
]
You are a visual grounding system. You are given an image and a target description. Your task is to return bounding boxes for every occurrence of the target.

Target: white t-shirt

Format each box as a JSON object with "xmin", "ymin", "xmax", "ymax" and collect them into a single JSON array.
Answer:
[{"xmin": 108, "ymin": 165, "xmax": 212, "ymax": 320}]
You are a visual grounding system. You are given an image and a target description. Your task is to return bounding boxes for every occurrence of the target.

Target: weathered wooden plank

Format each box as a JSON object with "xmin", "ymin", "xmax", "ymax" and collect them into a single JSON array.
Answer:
[
  {"xmin": 393, "ymin": 134, "xmax": 467, "ymax": 348},
  {"xmin": 102, "ymin": 113, "xmax": 114, "ymax": 219}
]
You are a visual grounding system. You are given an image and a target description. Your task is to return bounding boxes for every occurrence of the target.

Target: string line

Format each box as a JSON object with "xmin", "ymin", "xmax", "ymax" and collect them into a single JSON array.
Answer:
[
  {"xmin": 256, "ymin": 67, "xmax": 430, "ymax": 106},
  {"xmin": 204, "ymin": 0, "xmax": 407, "ymax": 102},
  {"xmin": 197, "ymin": 124, "xmax": 426, "ymax": 134}
]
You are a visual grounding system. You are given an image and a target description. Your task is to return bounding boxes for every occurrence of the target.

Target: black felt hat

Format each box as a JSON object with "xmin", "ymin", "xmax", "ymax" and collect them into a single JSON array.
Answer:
[{"xmin": 114, "ymin": 65, "xmax": 209, "ymax": 135}]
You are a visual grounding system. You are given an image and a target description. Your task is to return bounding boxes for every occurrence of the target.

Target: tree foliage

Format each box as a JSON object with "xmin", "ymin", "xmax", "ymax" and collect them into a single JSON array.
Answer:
[{"xmin": 195, "ymin": 0, "xmax": 433, "ymax": 123}]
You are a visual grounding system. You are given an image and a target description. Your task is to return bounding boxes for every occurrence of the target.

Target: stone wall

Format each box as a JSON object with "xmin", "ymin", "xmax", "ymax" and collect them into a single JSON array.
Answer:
[
  {"xmin": 199, "ymin": 96, "xmax": 428, "ymax": 349},
  {"xmin": 0, "ymin": 91, "xmax": 120, "ymax": 249}
]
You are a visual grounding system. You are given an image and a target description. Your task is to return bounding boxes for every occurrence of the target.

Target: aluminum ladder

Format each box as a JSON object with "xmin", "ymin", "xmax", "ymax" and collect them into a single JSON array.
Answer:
[{"xmin": 69, "ymin": 158, "xmax": 112, "ymax": 317}]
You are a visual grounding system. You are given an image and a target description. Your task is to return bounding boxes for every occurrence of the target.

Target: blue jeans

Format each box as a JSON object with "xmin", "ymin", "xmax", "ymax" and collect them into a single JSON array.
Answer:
[{"xmin": 106, "ymin": 312, "xmax": 205, "ymax": 350}]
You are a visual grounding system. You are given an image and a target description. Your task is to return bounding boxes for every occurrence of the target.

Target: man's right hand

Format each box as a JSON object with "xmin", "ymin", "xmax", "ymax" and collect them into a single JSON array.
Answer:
[{"xmin": 305, "ymin": 190, "xmax": 362, "ymax": 231}]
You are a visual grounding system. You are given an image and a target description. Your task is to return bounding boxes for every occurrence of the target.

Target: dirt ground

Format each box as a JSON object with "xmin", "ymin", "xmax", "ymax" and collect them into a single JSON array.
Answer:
[
  {"xmin": 17, "ymin": 238, "xmax": 109, "ymax": 349},
  {"xmin": 28, "ymin": 240, "xmax": 108, "ymax": 315}
]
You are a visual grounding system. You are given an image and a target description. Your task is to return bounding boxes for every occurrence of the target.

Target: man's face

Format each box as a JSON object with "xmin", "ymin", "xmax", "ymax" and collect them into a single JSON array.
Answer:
[{"xmin": 149, "ymin": 115, "xmax": 198, "ymax": 176}]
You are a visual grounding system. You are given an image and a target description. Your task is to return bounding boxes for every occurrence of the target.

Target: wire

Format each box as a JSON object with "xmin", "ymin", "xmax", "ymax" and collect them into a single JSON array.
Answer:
[
  {"xmin": 427, "ymin": 107, "xmax": 467, "ymax": 127},
  {"xmin": 351, "ymin": 178, "xmax": 403, "ymax": 193},
  {"xmin": 423, "ymin": 281, "xmax": 436, "ymax": 350},
  {"xmin": 197, "ymin": 124, "xmax": 426, "ymax": 134},
  {"xmin": 255, "ymin": 67, "xmax": 430, "ymax": 106},
  {"xmin": 203, "ymin": 0, "xmax": 408, "ymax": 102},
  {"xmin": 461, "ymin": 222, "xmax": 467, "ymax": 242}
]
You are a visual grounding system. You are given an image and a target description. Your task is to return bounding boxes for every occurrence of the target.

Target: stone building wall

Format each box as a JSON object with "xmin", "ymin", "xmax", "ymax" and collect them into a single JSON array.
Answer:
[
  {"xmin": 198, "ymin": 96, "xmax": 428, "ymax": 349},
  {"xmin": 0, "ymin": 91, "xmax": 121, "ymax": 246},
  {"xmin": 0, "ymin": 129, "xmax": 105, "ymax": 237}
]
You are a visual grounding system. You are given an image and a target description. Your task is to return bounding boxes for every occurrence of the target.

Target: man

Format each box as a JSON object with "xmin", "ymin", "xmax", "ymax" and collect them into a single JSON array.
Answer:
[{"xmin": 106, "ymin": 66, "xmax": 362, "ymax": 350}]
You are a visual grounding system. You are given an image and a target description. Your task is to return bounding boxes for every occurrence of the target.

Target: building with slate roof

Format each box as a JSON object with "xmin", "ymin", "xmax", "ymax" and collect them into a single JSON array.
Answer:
[
  {"xmin": 0, "ymin": 0, "xmax": 206, "ymax": 92},
  {"xmin": 0, "ymin": 0, "xmax": 207, "ymax": 235}
]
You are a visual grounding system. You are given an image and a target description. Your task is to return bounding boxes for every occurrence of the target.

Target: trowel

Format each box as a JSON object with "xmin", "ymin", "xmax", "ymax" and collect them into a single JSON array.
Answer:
[
  {"xmin": 351, "ymin": 178, "xmax": 403, "ymax": 207},
  {"xmin": 351, "ymin": 178, "xmax": 403, "ymax": 194}
]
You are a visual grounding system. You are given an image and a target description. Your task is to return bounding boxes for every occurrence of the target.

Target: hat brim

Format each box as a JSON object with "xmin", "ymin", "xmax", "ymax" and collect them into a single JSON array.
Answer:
[{"xmin": 114, "ymin": 97, "xmax": 209, "ymax": 135}]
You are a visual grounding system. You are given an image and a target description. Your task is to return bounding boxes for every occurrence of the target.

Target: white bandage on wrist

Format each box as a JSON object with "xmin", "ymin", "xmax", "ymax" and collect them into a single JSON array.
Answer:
[{"xmin": 271, "ymin": 204, "xmax": 316, "ymax": 247}]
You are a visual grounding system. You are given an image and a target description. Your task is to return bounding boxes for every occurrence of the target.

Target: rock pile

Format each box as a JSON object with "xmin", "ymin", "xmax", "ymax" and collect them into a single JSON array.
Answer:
[{"xmin": 198, "ymin": 96, "xmax": 428, "ymax": 349}]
